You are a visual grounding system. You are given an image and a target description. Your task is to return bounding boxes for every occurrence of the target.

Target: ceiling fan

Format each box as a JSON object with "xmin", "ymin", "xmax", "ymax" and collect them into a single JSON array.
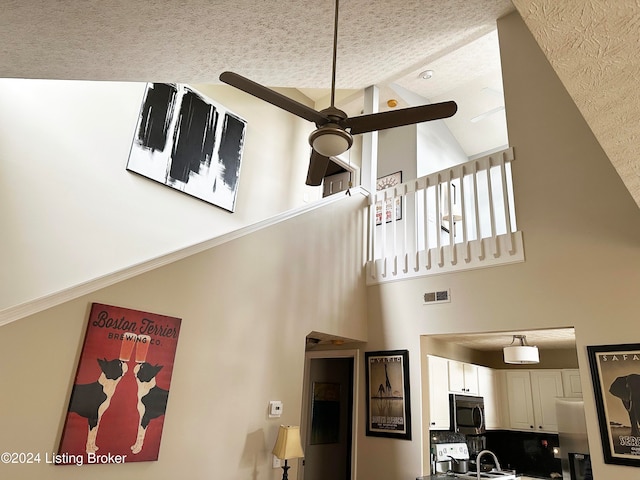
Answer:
[{"xmin": 220, "ymin": 0, "xmax": 458, "ymax": 186}]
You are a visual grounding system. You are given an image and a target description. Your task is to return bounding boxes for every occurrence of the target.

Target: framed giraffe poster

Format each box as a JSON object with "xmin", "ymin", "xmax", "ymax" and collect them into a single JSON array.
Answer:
[
  {"xmin": 364, "ymin": 349, "xmax": 411, "ymax": 440},
  {"xmin": 57, "ymin": 303, "xmax": 181, "ymax": 465}
]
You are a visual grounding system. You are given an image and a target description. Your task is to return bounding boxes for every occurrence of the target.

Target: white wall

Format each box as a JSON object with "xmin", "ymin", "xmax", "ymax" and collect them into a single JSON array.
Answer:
[
  {"xmin": 357, "ymin": 11, "xmax": 640, "ymax": 480},
  {"xmin": 0, "ymin": 79, "xmax": 317, "ymax": 314},
  {"xmin": 0, "ymin": 193, "xmax": 368, "ymax": 480},
  {"xmin": 416, "ymin": 120, "xmax": 468, "ymax": 177}
]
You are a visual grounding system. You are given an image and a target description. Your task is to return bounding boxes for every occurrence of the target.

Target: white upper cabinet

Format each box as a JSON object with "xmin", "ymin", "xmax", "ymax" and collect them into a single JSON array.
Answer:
[
  {"xmin": 530, "ymin": 370, "xmax": 564, "ymax": 432},
  {"xmin": 427, "ymin": 355, "xmax": 451, "ymax": 430},
  {"xmin": 505, "ymin": 370, "xmax": 536, "ymax": 431},
  {"xmin": 505, "ymin": 369, "xmax": 564, "ymax": 432},
  {"xmin": 448, "ymin": 360, "xmax": 479, "ymax": 395},
  {"xmin": 426, "ymin": 354, "xmax": 578, "ymax": 434},
  {"xmin": 477, "ymin": 365, "xmax": 502, "ymax": 430}
]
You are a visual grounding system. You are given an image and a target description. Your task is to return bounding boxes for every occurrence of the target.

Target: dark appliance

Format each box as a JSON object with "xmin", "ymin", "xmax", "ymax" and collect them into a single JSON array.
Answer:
[
  {"xmin": 450, "ymin": 394, "xmax": 485, "ymax": 435},
  {"xmin": 568, "ymin": 453, "xmax": 592, "ymax": 480}
]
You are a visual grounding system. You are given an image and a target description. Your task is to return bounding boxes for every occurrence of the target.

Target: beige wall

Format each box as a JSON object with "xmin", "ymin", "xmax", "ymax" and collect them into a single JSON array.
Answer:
[
  {"xmin": 0, "ymin": 80, "xmax": 319, "ymax": 316},
  {"xmin": 0, "ymin": 194, "xmax": 368, "ymax": 480},
  {"xmin": 358, "ymin": 11, "xmax": 640, "ymax": 480}
]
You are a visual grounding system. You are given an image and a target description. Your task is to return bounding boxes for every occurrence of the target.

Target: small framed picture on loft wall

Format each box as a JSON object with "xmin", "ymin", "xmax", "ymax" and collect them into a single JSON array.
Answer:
[
  {"xmin": 375, "ymin": 171, "xmax": 402, "ymax": 225},
  {"xmin": 364, "ymin": 349, "xmax": 411, "ymax": 440},
  {"xmin": 587, "ymin": 343, "xmax": 640, "ymax": 466}
]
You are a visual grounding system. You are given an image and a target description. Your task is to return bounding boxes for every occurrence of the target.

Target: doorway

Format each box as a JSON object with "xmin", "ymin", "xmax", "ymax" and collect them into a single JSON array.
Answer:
[{"xmin": 300, "ymin": 350, "xmax": 357, "ymax": 480}]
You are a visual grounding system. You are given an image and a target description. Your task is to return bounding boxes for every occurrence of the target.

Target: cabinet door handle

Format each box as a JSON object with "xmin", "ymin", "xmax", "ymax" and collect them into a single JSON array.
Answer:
[{"xmin": 530, "ymin": 425, "xmax": 534, "ymax": 429}]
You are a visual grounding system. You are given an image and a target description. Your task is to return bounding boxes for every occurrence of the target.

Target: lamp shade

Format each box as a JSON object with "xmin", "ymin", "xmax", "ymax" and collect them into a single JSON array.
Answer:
[
  {"xmin": 503, "ymin": 345, "xmax": 539, "ymax": 364},
  {"xmin": 309, "ymin": 126, "xmax": 353, "ymax": 157},
  {"xmin": 502, "ymin": 335, "xmax": 540, "ymax": 365},
  {"xmin": 503, "ymin": 335, "xmax": 539, "ymax": 364},
  {"xmin": 272, "ymin": 425, "xmax": 304, "ymax": 460}
]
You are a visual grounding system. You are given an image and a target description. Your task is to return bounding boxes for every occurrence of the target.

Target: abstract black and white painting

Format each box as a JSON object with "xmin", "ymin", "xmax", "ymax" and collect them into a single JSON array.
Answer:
[{"xmin": 127, "ymin": 83, "xmax": 246, "ymax": 212}]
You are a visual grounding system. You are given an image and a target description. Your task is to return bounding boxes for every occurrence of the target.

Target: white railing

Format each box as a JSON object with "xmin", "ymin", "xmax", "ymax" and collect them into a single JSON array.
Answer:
[{"xmin": 366, "ymin": 148, "xmax": 524, "ymax": 284}]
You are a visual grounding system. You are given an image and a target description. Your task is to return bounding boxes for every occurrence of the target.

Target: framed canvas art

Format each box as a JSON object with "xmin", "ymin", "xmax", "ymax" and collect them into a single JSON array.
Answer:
[
  {"xmin": 57, "ymin": 303, "xmax": 181, "ymax": 464},
  {"xmin": 127, "ymin": 83, "xmax": 246, "ymax": 212}
]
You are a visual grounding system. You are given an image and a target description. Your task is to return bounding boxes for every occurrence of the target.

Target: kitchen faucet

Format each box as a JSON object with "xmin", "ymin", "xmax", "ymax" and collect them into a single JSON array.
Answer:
[{"xmin": 475, "ymin": 450, "xmax": 501, "ymax": 480}]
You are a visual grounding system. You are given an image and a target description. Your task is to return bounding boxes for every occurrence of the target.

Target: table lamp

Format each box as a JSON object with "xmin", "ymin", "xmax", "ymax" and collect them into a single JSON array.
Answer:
[{"xmin": 272, "ymin": 425, "xmax": 304, "ymax": 480}]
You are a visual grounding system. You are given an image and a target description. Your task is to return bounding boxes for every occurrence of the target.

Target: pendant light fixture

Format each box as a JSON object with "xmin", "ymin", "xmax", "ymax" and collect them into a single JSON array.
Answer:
[{"xmin": 503, "ymin": 335, "xmax": 539, "ymax": 364}]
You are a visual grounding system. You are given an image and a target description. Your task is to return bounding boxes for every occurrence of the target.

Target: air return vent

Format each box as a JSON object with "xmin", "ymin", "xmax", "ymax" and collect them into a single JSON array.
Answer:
[{"xmin": 423, "ymin": 289, "xmax": 451, "ymax": 304}]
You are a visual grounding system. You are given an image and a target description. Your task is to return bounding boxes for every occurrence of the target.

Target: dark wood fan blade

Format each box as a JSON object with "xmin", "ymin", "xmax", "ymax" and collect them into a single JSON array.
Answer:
[
  {"xmin": 345, "ymin": 101, "xmax": 458, "ymax": 135},
  {"xmin": 220, "ymin": 71, "xmax": 328, "ymax": 125},
  {"xmin": 306, "ymin": 151, "xmax": 331, "ymax": 186}
]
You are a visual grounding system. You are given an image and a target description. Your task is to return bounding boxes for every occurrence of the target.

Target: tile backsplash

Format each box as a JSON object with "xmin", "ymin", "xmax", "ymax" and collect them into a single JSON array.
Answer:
[{"xmin": 485, "ymin": 430, "xmax": 562, "ymax": 478}]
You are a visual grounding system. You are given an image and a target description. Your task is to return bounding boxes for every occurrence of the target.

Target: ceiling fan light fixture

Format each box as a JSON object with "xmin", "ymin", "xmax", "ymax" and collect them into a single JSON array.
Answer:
[
  {"xmin": 309, "ymin": 125, "xmax": 353, "ymax": 157},
  {"xmin": 503, "ymin": 335, "xmax": 539, "ymax": 364}
]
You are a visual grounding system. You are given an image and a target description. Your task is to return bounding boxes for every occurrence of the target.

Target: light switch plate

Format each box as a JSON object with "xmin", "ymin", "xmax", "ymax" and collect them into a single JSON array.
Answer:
[
  {"xmin": 269, "ymin": 400, "xmax": 283, "ymax": 418},
  {"xmin": 273, "ymin": 455, "xmax": 282, "ymax": 468}
]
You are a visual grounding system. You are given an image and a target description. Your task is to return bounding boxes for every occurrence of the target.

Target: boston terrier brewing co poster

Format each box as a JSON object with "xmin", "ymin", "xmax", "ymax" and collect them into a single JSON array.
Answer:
[{"xmin": 57, "ymin": 303, "xmax": 181, "ymax": 465}]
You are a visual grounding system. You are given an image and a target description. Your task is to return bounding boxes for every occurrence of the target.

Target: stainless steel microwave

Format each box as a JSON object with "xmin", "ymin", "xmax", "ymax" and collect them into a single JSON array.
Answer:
[{"xmin": 450, "ymin": 394, "xmax": 485, "ymax": 434}]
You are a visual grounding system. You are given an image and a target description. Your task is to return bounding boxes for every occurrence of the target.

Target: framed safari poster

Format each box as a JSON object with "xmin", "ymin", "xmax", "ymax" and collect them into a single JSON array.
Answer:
[
  {"xmin": 57, "ymin": 303, "xmax": 181, "ymax": 465},
  {"xmin": 588, "ymin": 343, "xmax": 640, "ymax": 466},
  {"xmin": 364, "ymin": 349, "xmax": 411, "ymax": 440}
]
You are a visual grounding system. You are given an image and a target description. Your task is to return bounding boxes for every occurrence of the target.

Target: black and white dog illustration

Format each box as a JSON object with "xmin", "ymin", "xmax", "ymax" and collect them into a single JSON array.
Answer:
[
  {"xmin": 68, "ymin": 358, "xmax": 128, "ymax": 453},
  {"xmin": 131, "ymin": 362, "xmax": 168, "ymax": 454}
]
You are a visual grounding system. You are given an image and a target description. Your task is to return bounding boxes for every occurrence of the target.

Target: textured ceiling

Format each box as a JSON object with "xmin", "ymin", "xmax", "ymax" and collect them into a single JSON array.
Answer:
[
  {"xmin": 430, "ymin": 328, "xmax": 576, "ymax": 351},
  {"xmin": 511, "ymin": 0, "xmax": 640, "ymax": 209},
  {"xmin": 0, "ymin": 0, "xmax": 513, "ymax": 159},
  {"xmin": 0, "ymin": 0, "xmax": 513, "ymax": 87},
  {"xmin": 1, "ymin": 0, "xmax": 637, "ymax": 203}
]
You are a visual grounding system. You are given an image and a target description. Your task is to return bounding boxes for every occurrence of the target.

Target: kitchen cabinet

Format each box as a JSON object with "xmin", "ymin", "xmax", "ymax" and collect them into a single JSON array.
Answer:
[
  {"xmin": 427, "ymin": 355, "xmax": 451, "ymax": 430},
  {"xmin": 530, "ymin": 370, "xmax": 564, "ymax": 431},
  {"xmin": 505, "ymin": 370, "xmax": 535, "ymax": 431},
  {"xmin": 448, "ymin": 360, "xmax": 479, "ymax": 395},
  {"xmin": 561, "ymin": 369, "xmax": 583, "ymax": 397},
  {"xmin": 505, "ymin": 370, "xmax": 564, "ymax": 432},
  {"xmin": 477, "ymin": 365, "xmax": 501, "ymax": 430}
]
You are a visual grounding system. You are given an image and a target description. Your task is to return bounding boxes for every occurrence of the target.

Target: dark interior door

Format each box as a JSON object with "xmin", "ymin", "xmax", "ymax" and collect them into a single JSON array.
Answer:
[{"xmin": 304, "ymin": 357, "xmax": 353, "ymax": 480}]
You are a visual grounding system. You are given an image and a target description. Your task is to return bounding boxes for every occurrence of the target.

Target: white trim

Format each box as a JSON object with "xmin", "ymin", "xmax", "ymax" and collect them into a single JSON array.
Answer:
[{"xmin": 0, "ymin": 188, "xmax": 366, "ymax": 327}]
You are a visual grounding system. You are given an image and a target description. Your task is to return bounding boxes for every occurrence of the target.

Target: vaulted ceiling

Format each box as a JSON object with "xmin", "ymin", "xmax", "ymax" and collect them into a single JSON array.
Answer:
[{"xmin": 1, "ymin": 0, "xmax": 638, "ymax": 205}]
